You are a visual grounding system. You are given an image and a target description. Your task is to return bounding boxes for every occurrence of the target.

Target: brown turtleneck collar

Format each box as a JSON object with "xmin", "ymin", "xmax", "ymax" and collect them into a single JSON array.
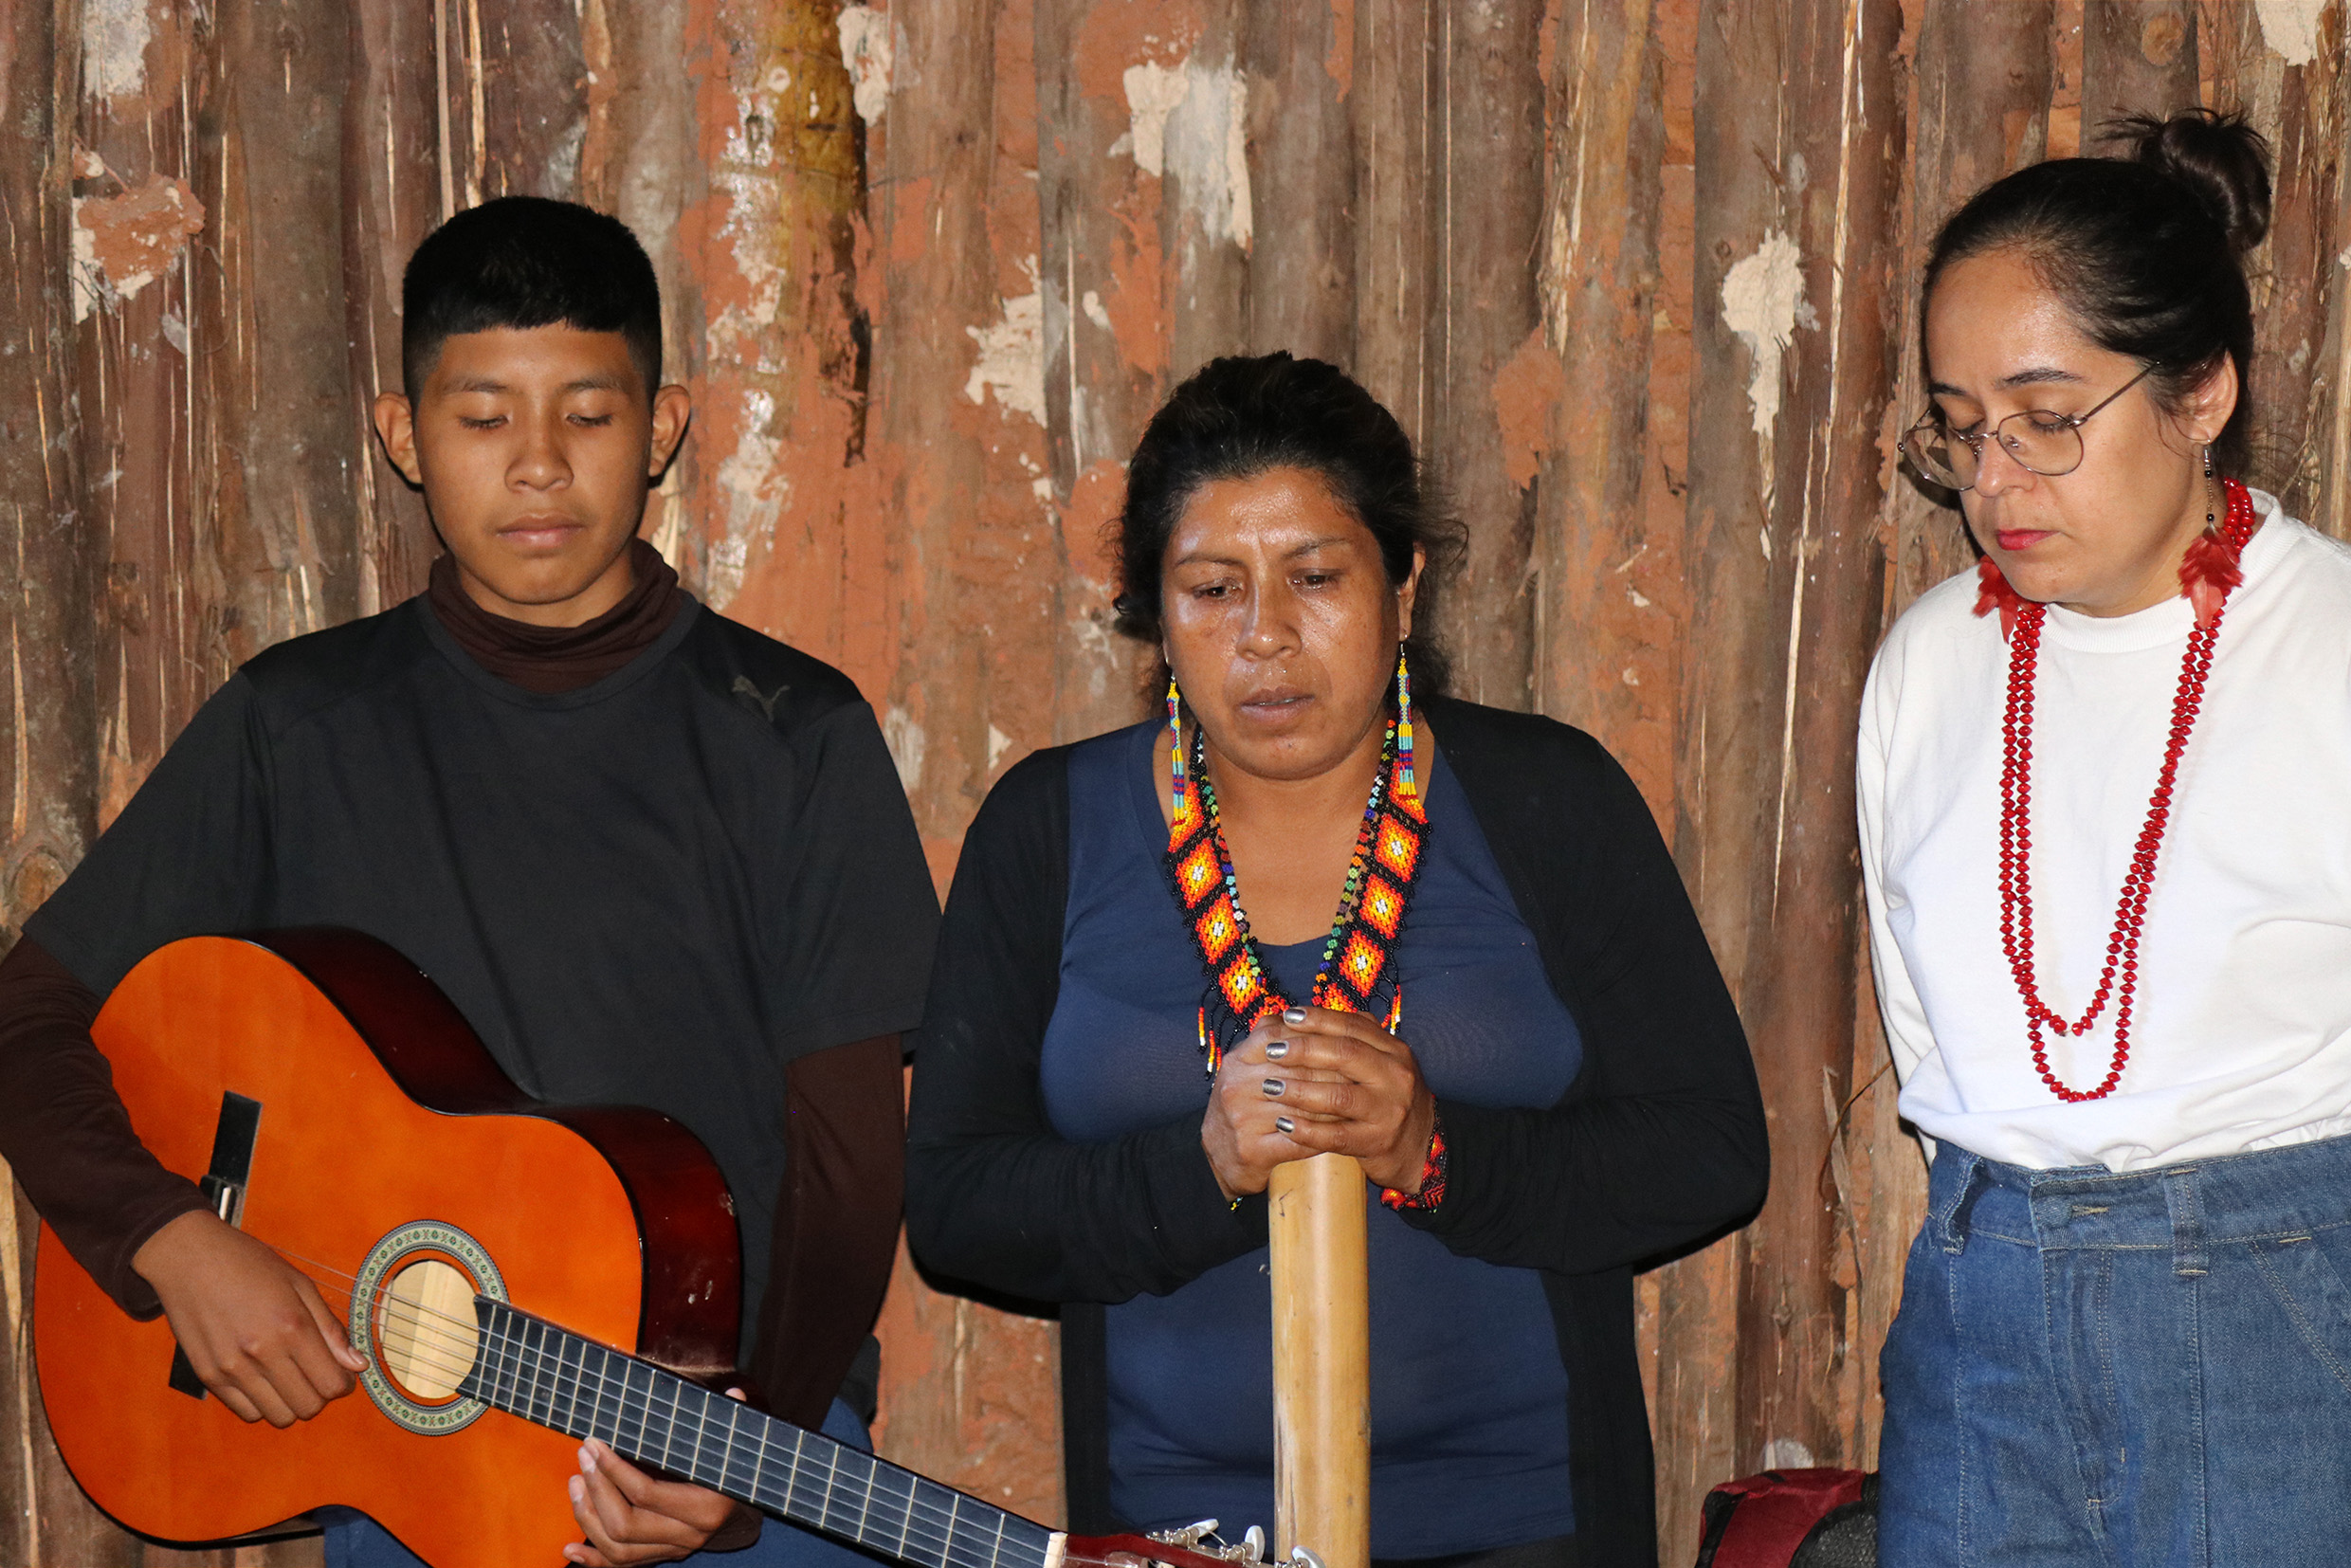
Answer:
[{"xmin": 426, "ymin": 538, "xmax": 685, "ymax": 695}]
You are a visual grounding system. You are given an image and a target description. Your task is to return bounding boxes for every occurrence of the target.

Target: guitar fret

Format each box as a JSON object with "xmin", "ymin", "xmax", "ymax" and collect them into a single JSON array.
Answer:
[
  {"xmin": 888, "ymin": 1465, "xmax": 917, "ymax": 1563},
  {"xmin": 665, "ymin": 1380, "xmax": 689, "ymax": 1481},
  {"xmin": 714, "ymin": 1399, "xmax": 742, "ymax": 1498},
  {"xmin": 685, "ymin": 1381, "xmax": 708, "ymax": 1479},
  {"xmin": 683, "ymin": 1383, "xmax": 717, "ymax": 1486},
  {"xmin": 562, "ymin": 1338, "xmax": 587, "ymax": 1436},
  {"xmin": 652, "ymin": 1366, "xmax": 674, "ymax": 1474},
  {"xmin": 463, "ymin": 1304, "xmax": 494, "ymax": 1404},
  {"xmin": 590, "ymin": 1346, "xmax": 619, "ymax": 1446},
  {"xmin": 566, "ymin": 1337, "xmax": 594, "ymax": 1439},
  {"xmin": 651, "ymin": 1365, "xmax": 680, "ymax": 1474},
  {"xmin": 511, "ymin": 1318, "xmax": 535, "ymax": 1424},
  {"xmin": 477, "ymin": 1307, "xmax": 504, "ymax": 1409},
  {"xmin": 786, "ymin": 1428, "xmax": 818, "ymax": 1527},
  {"xmin": 850, "ymin": 1449, "xmax": 877, "ymax": 1546},
  {"xmin": 617, "ymin": 1358, "xmax": 647, "ymax": 1461},
  {"xmin": 549, "ymin": 1325, "xmax": 571, "ymax": 1432},
  {"xmin": 747, "ymin": 1411, "xmax": 774, "ymax": 1511},
  {"xmin": 526, "ymin": 1321, "xmax": 554, "ymax": 1429},
  {"xmin": 988, "ymin": 1508, "xmax": 1008, "ymax": 1568},
  {"xmin": 497, "ymin": 1312, "xmax": 525, "ymax": 1414},
  {"xmin": 551, "ymin": 1333, "xmax": 577, "ymax": 1436},
  {"xmin": 908, "ymin": 1480, "xmax": 953, "ymax": 1568},
  {"xmin": 818, "ymin": 1437, "xmax": 841, "ymax": 1532}
]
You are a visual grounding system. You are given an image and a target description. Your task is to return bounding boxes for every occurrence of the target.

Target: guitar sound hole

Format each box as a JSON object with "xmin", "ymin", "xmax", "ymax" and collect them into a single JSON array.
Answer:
[{"xmin": 375, "ymin": 1256, "xmax": 482, "ymax": 1402}]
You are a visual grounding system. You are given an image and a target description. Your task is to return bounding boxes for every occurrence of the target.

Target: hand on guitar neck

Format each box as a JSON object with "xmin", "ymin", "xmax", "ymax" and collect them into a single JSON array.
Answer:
[
  {"xmin": 565, "ymin": 1415, "xmax": 762, "ymax": 1565},
  {"xmin": 132, "ymin": 1209, "xmax": 367, "ymax": 1426}
]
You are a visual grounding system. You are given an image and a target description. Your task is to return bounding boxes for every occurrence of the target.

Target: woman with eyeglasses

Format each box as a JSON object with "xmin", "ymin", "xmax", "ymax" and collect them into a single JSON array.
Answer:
[{"xmin": 1863, "ymin": 109, "xmax": 2351, "ymax": 1565}]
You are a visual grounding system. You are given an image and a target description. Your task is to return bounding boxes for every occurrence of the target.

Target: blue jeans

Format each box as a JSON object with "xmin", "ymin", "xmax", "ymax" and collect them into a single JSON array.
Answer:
[
  {"xmin": 1880, "ymin": 1136, "xmax": 2351, "ymax": 1567},
  {"xmin": 323, "ymin": 1398, "xmax": 877, "ymax": 1568}
]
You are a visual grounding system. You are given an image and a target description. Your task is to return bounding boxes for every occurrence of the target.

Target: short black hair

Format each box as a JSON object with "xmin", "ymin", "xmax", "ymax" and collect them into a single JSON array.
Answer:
[
  {"xmin": 401, "ymin": 196, "xmax": 663, "ymax": 398},
  {"xmin": 1924, "ymin": 108, "xmax": 2271, "ymax": 478},
  {"xmin": 1111, "ymin": 353, "xmax": 1464, "ymax": 694}
]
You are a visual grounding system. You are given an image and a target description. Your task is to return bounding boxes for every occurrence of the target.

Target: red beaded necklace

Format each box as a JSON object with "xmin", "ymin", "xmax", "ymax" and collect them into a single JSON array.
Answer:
[{"xmin": 1978, "ymin": 478, "xmax": 2258, "ymax": 1102}]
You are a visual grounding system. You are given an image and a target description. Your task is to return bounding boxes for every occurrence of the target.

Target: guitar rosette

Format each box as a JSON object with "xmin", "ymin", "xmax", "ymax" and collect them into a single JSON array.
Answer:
[{"xmin": 350, "ymin": 1220, "xmax": 508, "ymax": 1435}]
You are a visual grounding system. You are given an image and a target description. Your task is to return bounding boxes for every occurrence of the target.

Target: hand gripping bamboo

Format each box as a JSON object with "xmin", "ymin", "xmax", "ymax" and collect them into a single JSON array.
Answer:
[{"xmin": 1268, "ymin": 1152, "xmax": 1370, "ymax": 1568}]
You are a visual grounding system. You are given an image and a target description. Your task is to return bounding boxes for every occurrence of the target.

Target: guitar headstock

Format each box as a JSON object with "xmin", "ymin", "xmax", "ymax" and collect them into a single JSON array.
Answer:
[{"xmin": 1060, "ymin": 1520, "xmax": 1321, "ymax": 1568}]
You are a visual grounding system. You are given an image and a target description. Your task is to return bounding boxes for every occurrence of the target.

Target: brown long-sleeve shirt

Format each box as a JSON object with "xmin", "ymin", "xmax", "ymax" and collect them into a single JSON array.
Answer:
[{"xmin": 0, "ymin": 545, "xmax": 906, "ymax": 1428}]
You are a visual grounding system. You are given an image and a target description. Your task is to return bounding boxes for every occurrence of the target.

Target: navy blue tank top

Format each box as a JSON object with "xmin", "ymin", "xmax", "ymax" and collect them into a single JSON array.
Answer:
[{"xmin": 1040, "ymin": 720, "xmax": 1582, "ymax": 1555}]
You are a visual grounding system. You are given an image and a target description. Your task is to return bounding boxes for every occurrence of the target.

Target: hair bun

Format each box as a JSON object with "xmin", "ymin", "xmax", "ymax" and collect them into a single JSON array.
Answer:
[{"xmin": 2106, "ymin": 107, "xmax": 2273, "ymax": 254}]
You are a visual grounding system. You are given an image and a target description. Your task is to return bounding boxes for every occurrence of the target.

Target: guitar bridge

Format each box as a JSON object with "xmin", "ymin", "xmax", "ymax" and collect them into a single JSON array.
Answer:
[{"xmin": 168, "ymin": 1091, "xmax": 264, "ymax": 1399}]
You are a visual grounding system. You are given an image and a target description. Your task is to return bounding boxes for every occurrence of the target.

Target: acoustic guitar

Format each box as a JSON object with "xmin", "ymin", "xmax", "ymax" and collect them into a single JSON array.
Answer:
[{"xmin": 33, "ymin": 930, "xmax": 1266, "ymax": 1568}]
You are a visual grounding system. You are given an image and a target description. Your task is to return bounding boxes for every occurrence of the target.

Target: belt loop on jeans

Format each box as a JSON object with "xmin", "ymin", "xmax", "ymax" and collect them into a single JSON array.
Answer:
[
  {"xmin": 2162, "ymin": 1167, "xmax": 2209, "ymax": 1277},
  {"xmin": 1936, "ymin": 1150, "xmax": 1987, "ymax": 1255}
]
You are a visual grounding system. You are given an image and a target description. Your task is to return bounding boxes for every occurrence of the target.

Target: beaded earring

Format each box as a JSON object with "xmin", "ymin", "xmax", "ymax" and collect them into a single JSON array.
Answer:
[
  {"xmin": 1395, "ymin": 647, "xmax": 1417, "ymax": 801},
  {"xmin": 2204, "ymin": 445, "xmax": 2217, "ymax": 528},
  {"xmin": 1166, "ymin": 674, "xmax": 1186, "ymax": 817}
]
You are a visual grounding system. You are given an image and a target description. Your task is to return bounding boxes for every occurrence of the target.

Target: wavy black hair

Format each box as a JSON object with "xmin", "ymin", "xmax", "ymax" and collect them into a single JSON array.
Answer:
[
  {"xmin": 401, "ymin": 196, "xmax": 663, "ymax": 399},
  {"xmin": 1110, "ymin": 353, "xmax": 1465, "ymax": 694},
  {"xmin": 1923, "ymin": 108, "xmax": 2272, "ymax": 477}
]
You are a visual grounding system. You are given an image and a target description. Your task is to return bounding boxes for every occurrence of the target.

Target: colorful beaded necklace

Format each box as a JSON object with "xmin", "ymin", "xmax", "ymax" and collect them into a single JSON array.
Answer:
[
  {"xmin": 1978, "ymin": 476, "xmax": 2258, "ymax": 1102},
  {"xmin": 1164, "ymin": 709, "xmax": 1429, "ymax": 1080}
]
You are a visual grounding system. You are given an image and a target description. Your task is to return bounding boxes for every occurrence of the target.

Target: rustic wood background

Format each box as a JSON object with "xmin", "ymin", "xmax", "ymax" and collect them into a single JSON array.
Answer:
[{"xmin": 5, "ymin": 1, "xmax": 2348, "ymax": 1563}]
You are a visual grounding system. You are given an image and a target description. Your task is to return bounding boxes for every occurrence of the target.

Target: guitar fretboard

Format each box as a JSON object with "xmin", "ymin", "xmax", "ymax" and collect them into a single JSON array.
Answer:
[{"xmin": 458, "ymin": 1299, "xmax": 1056, "ymax": 1568}]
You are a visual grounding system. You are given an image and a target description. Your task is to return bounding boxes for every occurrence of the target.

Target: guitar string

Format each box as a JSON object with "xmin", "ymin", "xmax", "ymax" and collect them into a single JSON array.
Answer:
[
  {"xmin": 240, "ymin": 1260, "xmax": 1027, "ymax": 1568},
  {"xmin": 277, "ymin": 1290, "xmax": 1028, "ymax": 1568},
  {"xmin": 465, "ymin": 1304, "xmax": 1041, "ymax": 1568},
  {"xmin": 455, "ymin": 1304, "xmax": 1041, "ymax": 1568}
]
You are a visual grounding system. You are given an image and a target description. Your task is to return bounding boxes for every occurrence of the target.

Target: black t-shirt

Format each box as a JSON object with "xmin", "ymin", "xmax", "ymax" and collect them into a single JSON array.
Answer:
[{"xmin": 28, "ymin": 593, "xmax": 938, "ymax": 1356}]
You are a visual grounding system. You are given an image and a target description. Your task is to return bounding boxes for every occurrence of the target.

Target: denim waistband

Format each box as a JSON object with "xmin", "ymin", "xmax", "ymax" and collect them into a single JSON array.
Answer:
[{"xmin": 1928, "ymin": 1133, "xmax": 2351, "ymax": 1276}]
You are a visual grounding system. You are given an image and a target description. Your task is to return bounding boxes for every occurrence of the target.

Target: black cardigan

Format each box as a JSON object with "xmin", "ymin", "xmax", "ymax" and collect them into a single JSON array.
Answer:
[{"xmin": 905, "ymin": 696, "xmax": 1768, "ymax": 1568}]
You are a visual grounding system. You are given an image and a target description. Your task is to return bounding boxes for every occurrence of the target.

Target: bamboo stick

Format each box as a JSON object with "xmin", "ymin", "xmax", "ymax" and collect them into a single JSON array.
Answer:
[{"xmin": 1268, "ymin": 1152, "xmax": 1369, "ymax": 1568}]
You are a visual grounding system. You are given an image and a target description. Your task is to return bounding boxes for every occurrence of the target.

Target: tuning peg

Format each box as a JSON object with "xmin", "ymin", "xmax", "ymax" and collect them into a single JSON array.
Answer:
[
  {"xmin": 1148, "ymin": 1520, "xmax": 1221, "ymax": 1551},
  {"xmin": 1243, "ymin": 1526, "xmax": 1266, "ymax": 1562},
  {"xmin": 1290, "ymin": 1549, "xmax": 1326, "ymax": 1568}
]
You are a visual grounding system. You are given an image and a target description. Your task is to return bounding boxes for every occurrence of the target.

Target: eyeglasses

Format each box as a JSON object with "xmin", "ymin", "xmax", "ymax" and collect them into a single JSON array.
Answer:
[{"xmin": 1900, "ymin": 362, "xmax": 2160, "ymax": 491}]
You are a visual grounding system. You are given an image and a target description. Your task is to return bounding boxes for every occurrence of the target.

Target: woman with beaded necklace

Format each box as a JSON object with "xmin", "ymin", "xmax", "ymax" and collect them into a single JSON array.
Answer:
[
  {"xmin": 906, "ymin": 354, "xmax": 1766, "ymax": 1568},
  {"xmin": 1863, "ymin": 111, "xmax": 2351, "ymax": 1563}
]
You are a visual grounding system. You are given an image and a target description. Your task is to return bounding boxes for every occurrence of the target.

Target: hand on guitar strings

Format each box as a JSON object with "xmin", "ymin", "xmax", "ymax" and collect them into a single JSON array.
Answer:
[
  {"xmin": 131, "ymin": 1209, "xmax": 369, "ymax": 1427},
  {"xmin": 565, "ymin": 1388, "xmax": 763, "ymax": 1565},
  {"xmin": 1202, "ymin": 1005, "xmax": 1439, "ymax": 1199}
]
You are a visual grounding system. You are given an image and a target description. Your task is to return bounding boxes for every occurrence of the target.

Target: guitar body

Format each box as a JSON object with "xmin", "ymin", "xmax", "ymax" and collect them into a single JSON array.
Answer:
[{"xmin": 34, "ymin": 931, "xmax": 741, "ymax": 1568}]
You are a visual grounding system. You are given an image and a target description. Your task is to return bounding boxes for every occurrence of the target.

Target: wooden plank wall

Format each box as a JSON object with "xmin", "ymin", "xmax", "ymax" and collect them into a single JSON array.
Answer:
[{"xmin": 3, "ymin": 2, "xmax": 2348, "ymax": 1563}]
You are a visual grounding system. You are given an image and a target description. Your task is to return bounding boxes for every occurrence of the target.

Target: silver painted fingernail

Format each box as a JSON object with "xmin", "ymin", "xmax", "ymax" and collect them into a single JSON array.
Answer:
[
  {"xmin": 1283, "ymin": 1008, "xmax": 1307, "ymax": 1026},
  {"xmin": 1275, "ymin": 1116, "xmax": 1295, "ymax": 1135},
  {"xmin": 1263, "ymin": 1078, "xmax": 1285, "ymax": 1097},
  {"xmin": 1267, "ymin": 1041, "xmax": 1290, "ymax": 1060}
]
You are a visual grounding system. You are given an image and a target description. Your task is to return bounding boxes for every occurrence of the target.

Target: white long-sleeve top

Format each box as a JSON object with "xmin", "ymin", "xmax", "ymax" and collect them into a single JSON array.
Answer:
[{"xmin": 1858, "ymin": 491, "xmax": 2351, "ymax": 1171}]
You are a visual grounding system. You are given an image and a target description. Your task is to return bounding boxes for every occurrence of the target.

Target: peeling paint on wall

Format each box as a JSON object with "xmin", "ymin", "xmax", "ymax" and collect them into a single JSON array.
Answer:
[
  {"xmin": 81, "ymin": 0, "xmax": 152, "ymax": 100},
  {"xmin": 1162, "ymin": 62, "xmax": 1252, "ymax": 252},
  {"xmin": 838, "ymin": 6, "xmax": 895, "ymax": 123},
  {"xmin": 1720, "ymin": 228, "xmax": 1806, "ymax": 447},
  {"xmin": 711, "ymin": 389, "xmax": 784, "ymax": 607},
  {"xmin": 70, "ymin": 175, "xmax": 206, "ymax": 322},
  {"xmin": 1121, "ymin": 62, "xmax": 1191, "ymax": 176},
  {"xmin": 2254, "ymin": 0, "xmax": 2324, "ymax": 65},
  {"xmin": 1119, "ymin": 57, "xmax": 1252, "ymax": 251},
  {"xmin": 967, "ymin": 261, "xmax": 1048, "ymax": 425},
  {"xmin": 882, "ymin": 703, "xmax": 926, "ymax": 792}
]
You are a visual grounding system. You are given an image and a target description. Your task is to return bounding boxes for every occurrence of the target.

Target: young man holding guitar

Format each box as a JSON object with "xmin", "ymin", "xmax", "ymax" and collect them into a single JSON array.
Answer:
[{"xmin": 0, "ymin": 198, "xmax": 939, "ymax": 1567}]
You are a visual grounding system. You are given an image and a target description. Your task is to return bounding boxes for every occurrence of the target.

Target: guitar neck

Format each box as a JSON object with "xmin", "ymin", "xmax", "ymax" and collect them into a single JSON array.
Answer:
[{"xmin": 459, "ymin": 1299, "xmax": 1059, "ymax": 1568}]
